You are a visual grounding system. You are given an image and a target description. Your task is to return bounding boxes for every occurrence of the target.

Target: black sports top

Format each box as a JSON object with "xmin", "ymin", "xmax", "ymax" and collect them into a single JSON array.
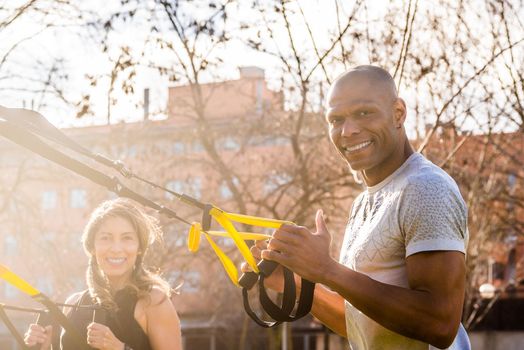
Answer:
[{"xmin": 61, "ymin": 288, "xmax": 152, "ymax": 350}]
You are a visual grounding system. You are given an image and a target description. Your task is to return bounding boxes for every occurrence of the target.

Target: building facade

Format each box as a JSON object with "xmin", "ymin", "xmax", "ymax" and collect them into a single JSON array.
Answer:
[{"xmin": 0, "ymin": 67, "xmax": 352, "ymax": 349}]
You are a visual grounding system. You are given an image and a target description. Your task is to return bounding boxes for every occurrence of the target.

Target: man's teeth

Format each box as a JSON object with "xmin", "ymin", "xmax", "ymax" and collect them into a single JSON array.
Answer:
[
  {"xmin": 344, "ymin": 141, "xmax": 372, "ymax": 152},
  {"xmin": 107, "ymin": 258, "xmax": 126, "ymax": 264}
]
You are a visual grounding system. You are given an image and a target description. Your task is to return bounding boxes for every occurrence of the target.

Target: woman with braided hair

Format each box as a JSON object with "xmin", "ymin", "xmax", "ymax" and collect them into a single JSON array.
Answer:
[{"xmin": 24, "ymin": 198, "xmax": 182, "ymax": 350}]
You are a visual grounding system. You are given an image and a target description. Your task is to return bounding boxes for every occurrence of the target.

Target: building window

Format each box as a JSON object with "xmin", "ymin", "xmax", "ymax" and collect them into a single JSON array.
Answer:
[
  {"xmin": 264, "ymin": 173, "xmax": 292, "ymax": 194},
  {"xmin": 4, "ymin": 284, "xmax": 17, "ymax": 299},
  {"xmin": 220, "ymin": 137, "xmax": 240, "ymax": 151},
  {"xmin": 182, "ymin": 271, "xmax": 201, "ymax": 293},
  {"xmin": 3, "ymin": 235, "xmax": 17, "ymax": 256},
  {"xmin": 42, "ymin": 190, "xmax": 58, "ymax": 210},
  {"xmin": 127, "ymin": 145, "xmax": 138, "ymax": 158},
  {"xmin": 508, "ymin": 173, "xmax": 517, "ymax": 193},
  {"xmin": 172, "ymin": 234, "xmax": 187, "ymax": 248},
  {"xmin": 42, "ymin": 232, "xmax": 57, "ymax": 253},
  {"xmin": 172, "ymin": 142, "xmax": 185, "ymax": 155},
  {"xmin": 256, "ymin": 80, "xmax": 263, "ymax": 114},
  {"xmin": 36, "ymin": 276, "xmax": 53, "ymax": 295},
  {"xmin": 217, "ymin": 236, "xmax": 236, "ymax": 248},
  {"xmin": 167, "ymin": 271, "xmax": 200, "ymax": 293},
  {"xmin": 164, "ymin": 224, "xmax": 188, "ymax": 248},
  {"xmin": 220, "ymin": 183, "xmax": 233, "ymax": 199},
  {"xmin": 166, "ymin": 178, "xmax": 202, "ymax": 200},
  {"xmin": 219, "ymin": 177, "xmax": 239, "ymax": 200},
  {"xmin": 166, "ymin": 180, "xmax": 184, "ymax": 200},
  {"xmin": 192, "ymin": 141, "xmax": 204, "ymax": 152},
  {"xmin": 70, "ymin": 188, "xmax": 87, "ymax": 208},
  {"xmin": 249, "ymin": 136, "xmax": 289, "ymax": 147}
]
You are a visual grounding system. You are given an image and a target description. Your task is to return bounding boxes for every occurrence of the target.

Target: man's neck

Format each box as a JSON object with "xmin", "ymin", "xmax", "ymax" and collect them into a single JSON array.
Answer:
[{"xmin": 362, "ymin": 140, "xmax": 415, "ymax": 187}]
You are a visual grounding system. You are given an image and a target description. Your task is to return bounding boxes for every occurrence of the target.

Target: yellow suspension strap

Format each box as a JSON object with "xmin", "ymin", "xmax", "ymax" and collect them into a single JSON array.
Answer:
[
  {"xmin": 185, "ymin": 205, "xmax": 315, "ymax": 328},
  {"xmin": 0, "ymin": 110, "xmax": 314, "ymax": 328},
  {"xmin": 0, "ymin": 264, "xmax": 89, "ymax": 350},
  {"xmin": 186, "ymin": 206, "xmax": 293, "ymax": 286}
]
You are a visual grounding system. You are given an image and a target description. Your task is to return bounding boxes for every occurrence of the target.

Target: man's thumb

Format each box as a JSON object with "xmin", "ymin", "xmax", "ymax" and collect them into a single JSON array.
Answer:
[{"xmin": 315, "ymin": 209, "xmax": 329, "ymax": 235}]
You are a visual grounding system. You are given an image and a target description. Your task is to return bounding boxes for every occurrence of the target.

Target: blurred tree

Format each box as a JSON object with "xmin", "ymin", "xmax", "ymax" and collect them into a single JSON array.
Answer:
[{"xmin": 0, "ymin": 0, "xmax": 523, "ymax": 347}]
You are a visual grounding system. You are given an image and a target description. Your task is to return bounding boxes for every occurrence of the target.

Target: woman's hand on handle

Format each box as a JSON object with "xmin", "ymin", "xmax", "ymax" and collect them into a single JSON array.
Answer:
[
  {"xmin": 87, "ymin": 322, "xmax": 125, "ymax": 350},
  {"xmin": 24, "ymin": 324, "xmax": 53, "ymax": 350}
]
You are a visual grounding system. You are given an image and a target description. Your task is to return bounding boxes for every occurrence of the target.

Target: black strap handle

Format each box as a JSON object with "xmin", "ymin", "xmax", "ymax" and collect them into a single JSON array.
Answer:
[
  {"xmin": 27, "ymin": 311, "xmax": 52, "ymax": 350},
  {"xmin": 241, "ymin": 263, "xmax": 315, "ymax": 328}
]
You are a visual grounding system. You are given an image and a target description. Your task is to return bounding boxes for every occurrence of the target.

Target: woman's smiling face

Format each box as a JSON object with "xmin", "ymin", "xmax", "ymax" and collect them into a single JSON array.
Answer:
[{"xmin": 93, "ymin": 215, "xmax": 140, "ymax": 287}]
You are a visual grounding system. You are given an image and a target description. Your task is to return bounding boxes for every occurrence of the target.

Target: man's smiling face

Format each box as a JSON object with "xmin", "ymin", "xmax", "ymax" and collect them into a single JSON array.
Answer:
[{"xmin": 326, "ymin": 69, "xmax": 405, "ymax": 180}]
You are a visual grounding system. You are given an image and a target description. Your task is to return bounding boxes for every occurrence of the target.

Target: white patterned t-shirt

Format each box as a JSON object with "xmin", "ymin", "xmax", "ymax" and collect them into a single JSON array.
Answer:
[{"xmin": 340, "ymin": 153, "xmax": 470, "ymax": 350}]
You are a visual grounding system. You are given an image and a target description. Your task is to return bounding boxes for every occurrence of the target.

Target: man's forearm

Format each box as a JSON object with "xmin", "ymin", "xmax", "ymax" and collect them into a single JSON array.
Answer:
[
  {"xmin": 320, "ymin": 256, "xmax": 465, "ymax": 348},
  {"xmin": 309, "ymin": 284, "xmax": 347, "ymax": 338}
]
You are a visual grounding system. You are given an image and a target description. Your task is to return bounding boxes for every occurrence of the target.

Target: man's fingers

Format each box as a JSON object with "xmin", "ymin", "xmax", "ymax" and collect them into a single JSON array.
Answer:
[
  {"xmin": 250, "ymin": 244, "xmax": 263, "ymax": 259},
  {"xmin": 270, "ymin": 229, "xmax": 302, "ymax": 245},
  {"xmin": 254, "ymin": 239, "xmax": 268, "ymax": 250},
  {"xmin": 261, "ymin": 249, "xmax": 290, "ymax": 266},
  {"xmin": 240, "ymin": 262, "xmax": 253, "ymax": 273},
  {"xmin": 278, "ymin": 223, "xmax": 303, "ymax": 234},
  {"xmin": 267, "ymin": 237, "xmax": 293, "ymax": 253}
]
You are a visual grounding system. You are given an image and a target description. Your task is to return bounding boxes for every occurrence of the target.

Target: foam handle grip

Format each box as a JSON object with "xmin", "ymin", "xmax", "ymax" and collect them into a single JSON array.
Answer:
[{"xmin": 238, "ymin": 259, "xmax": 279, "ymax": 290}]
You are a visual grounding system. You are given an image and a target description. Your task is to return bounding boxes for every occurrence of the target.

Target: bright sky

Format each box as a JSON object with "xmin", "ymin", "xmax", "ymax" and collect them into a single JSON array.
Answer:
[
  {"xmin": 0, "ymin": 1, "xmax": 520, "ymax": 136},
  {"xmin": 0, "ymin": 1, "xmax": 365, "ymax": 128}
]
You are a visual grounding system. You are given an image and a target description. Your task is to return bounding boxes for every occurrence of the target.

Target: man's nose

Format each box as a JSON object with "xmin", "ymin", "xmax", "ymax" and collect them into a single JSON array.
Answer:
[{"xmin": 341, "ymin": 118, "xmax": 361, "ymax": 136}]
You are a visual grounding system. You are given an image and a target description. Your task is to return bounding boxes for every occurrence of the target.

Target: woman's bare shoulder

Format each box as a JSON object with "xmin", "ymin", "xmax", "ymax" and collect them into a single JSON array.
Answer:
[{"xmin": 138, "ymin": 286, "xmax": 171, "ymax": 308}]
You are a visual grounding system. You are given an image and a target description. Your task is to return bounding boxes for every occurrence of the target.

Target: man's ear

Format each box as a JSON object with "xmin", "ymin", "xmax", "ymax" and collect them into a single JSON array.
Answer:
[{"xmin": 393, "ymin": 98, "xmax": 407, "ymax": 128}]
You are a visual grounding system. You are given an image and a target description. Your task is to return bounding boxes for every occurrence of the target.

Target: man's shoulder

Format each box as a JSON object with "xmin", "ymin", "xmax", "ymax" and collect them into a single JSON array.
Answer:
[{"xmin": 401, "ymin": 154, "xmax": 460, "ymax": 194}]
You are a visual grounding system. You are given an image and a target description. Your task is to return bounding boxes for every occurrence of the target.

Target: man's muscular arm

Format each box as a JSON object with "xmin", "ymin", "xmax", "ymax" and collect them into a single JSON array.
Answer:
[{"xmin": 263, "ymin": 211, "xmax": 465, "ymax": 349}]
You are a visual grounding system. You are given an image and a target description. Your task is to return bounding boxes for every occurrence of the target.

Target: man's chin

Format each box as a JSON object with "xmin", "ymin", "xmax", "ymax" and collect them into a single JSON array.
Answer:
[{"xmin": 346, "ymin": 159, "xmax": 367, "ymax": 172}]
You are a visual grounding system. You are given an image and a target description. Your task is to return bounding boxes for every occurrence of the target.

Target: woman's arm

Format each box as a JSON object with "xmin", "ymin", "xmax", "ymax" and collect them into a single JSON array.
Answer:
[{"xmin": 144, "ymin": 288, "xmax": 182, "ymax": 350}]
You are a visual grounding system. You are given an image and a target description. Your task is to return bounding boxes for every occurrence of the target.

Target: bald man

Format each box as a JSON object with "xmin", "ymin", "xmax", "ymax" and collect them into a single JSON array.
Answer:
[{"xmin": 251, "ymin": 66, "xmax": 470, "ymax": 349}]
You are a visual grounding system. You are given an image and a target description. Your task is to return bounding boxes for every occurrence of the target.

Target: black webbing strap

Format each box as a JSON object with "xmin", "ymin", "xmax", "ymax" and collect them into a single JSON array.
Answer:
[
  {"xmin": 32, "ymin": 293, "xmax": 89, "ymax": 350},
  {"xmin": 0, "ymin": 106, "xmax": 126, "ymax": 173},
  {"xmin": 258, "ymin": 267, "xmax": 296, "ymax": 320},
  {"xmin": 0, "ymin": 113, "xmax": 317, "ymax": 330},
  {"xmin": 0, "ymin": 107, "xmax": 207, "ymax": 210},
  {"xmin": 0, "ymin": 119, "xmax": 189, "ymax": 226},
  {"xmin": 0, "ymin": 304, "xmax": 29, "ymax": 349},
  {"xmin": 241, "ymin": 260, "xmax": 315, "ymax": 328},
  {"xmin": 92, "ymin": 305, "xmax": 107, "ymax": 324}
]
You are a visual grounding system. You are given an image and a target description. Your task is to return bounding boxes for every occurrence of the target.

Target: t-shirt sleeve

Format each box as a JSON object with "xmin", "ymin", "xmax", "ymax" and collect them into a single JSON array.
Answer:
[{"xmin": 399, "ymin": 176, "xmax": 468, "ymax": 257}]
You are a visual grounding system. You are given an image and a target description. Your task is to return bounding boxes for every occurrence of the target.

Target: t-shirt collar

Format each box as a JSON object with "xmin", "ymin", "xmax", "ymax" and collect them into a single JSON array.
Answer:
[{"xmin": 366, "ymin": 153, "xmax": 421, "ymax": 194}]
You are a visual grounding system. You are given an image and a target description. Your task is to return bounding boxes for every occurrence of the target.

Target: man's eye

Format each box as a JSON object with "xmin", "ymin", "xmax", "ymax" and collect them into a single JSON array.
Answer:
[
  {"xmin": 329, "ymin": 117, "xmax": 344, "ymax": 124},
  {"xmin": 358, "ymin": 110, "xmax": 370, "ymax": 116}
]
